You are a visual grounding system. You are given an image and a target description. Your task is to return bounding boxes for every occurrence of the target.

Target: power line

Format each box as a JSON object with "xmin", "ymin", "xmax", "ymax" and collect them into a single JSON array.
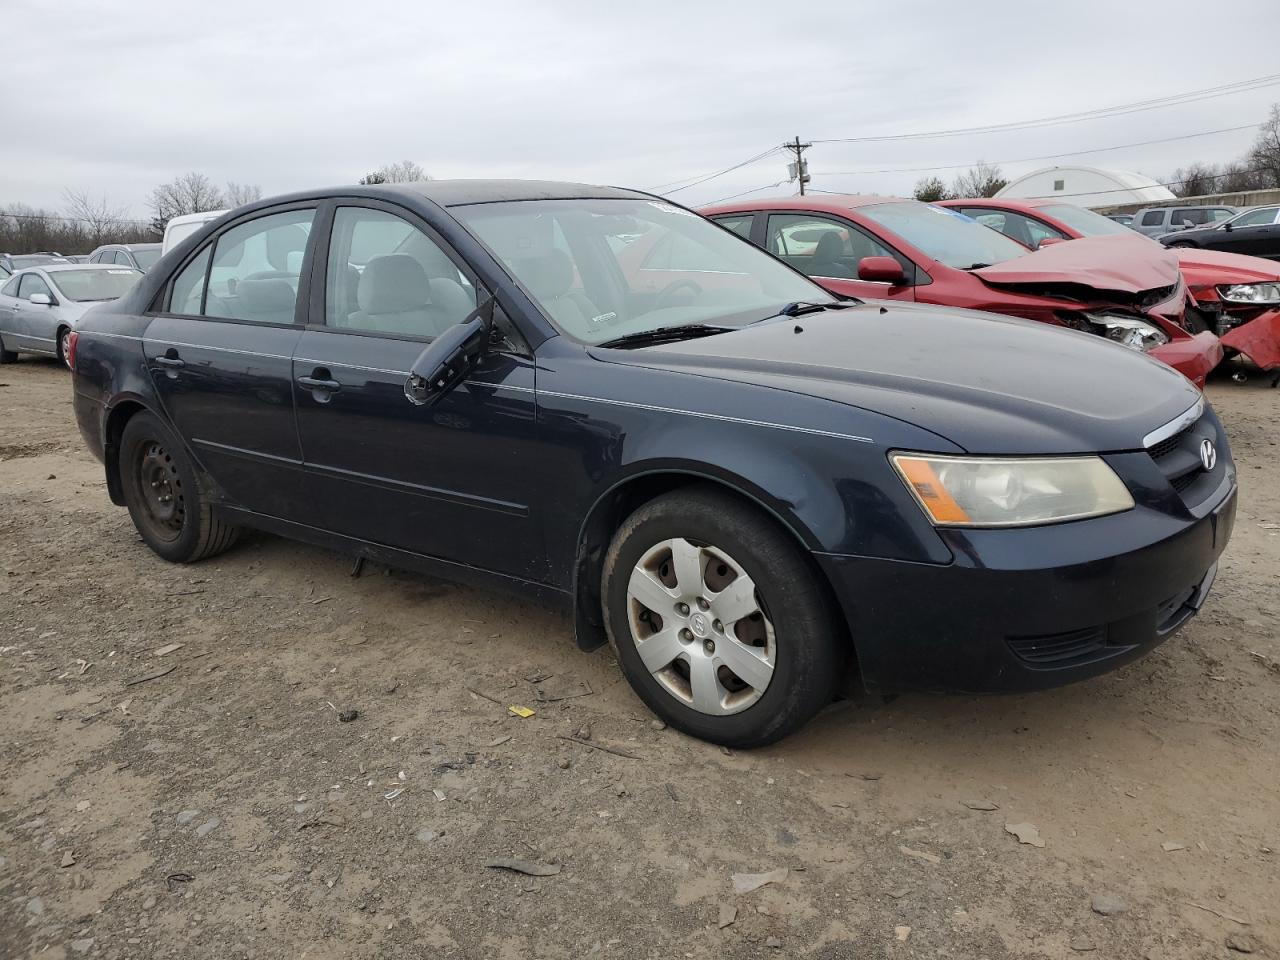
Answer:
[
  {"xmin": 703, "ymin": 180, "xmax": 791, "ymax": 206},
  {"xmin": 810, "ymin": 73, "xmax": 1280, "ymax": 144},
  {"xmin": 655, "ymin": 147, "xmax": 784, "ymax": 196},
  {"xmin": 2, "ymin": 211, "xmax": 152, "ymax": 224},
  {"xmin": 813, "ymin": 123, "xmax": 1258, "ymax": 178}
]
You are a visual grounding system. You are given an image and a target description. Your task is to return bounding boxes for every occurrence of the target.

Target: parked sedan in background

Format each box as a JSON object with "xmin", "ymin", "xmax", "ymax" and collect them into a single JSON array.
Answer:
[
  {"xmin": 700, "ymin": 195, "xmax": 1222, "ymax": 387},
  {"xmin": 940, "ymin": 197, "xmax": 1280, "ymax": 372},
  {"xmin": 1130, "ymin": 205, "xmax": 1236, "ymax": 237},
  {"xmin": 87, "ymin": 242, "xmax": 163, "ymax": 272},
  {"xmin": 1157, "ymin": 205, "xmax": 1280, "ymax": 261},
  {"xmin": 69, "ymin": 180, "xmax": 1235, "ymax": 746},
  {"xmin": 0, "ymin": 252, "xmax": 72, "ymax": 272},
  {"xmin": 0, "ymin": 263, "xmax": 141, "ymax": 365}
]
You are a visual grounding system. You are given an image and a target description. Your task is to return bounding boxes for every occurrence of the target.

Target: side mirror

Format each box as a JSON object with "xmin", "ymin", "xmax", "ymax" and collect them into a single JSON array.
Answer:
[
  {"xmin": 28, "ymin": 292, "xmax": 53, "ymax": 306},
  {"xmin": 403, "ymin": 297, "xmax": 496, "ymax": 406},
  {"xmin": 1223, "ymin": 222, "xmax": 1233, "ymax": 232},
  {"xmin": 856, "ymin": 256, "xmax": 905, "ymax": 284},
  {"xmin": 1036, "ymin": 236, "xmax": 1067, "ymax": 249}
]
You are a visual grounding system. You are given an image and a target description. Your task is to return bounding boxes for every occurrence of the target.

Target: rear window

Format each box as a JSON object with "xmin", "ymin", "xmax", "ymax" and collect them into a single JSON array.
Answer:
[{"xmin": 50, "ymin": 268, "xmax": 142, "ymax": 302}]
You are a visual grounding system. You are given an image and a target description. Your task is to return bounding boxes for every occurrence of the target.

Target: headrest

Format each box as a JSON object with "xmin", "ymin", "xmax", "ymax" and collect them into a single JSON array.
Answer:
[
  {"xmin": 358, "ymin": 255, "xmax": 432, "ymax": 314},
  {"xmin": 814, "ymin": 231, "xmax": 846, "ymax": 261},
  {"xmin": 517, "ymin": 249, "xmax": 574, "ymax": 301},
  {"xmin": 237, "ymin": 278, "xmax": 296, "ymax": 313},
  {"xmin": 267, "ymin": 223, "xmax": 309, "ymax": 270}
]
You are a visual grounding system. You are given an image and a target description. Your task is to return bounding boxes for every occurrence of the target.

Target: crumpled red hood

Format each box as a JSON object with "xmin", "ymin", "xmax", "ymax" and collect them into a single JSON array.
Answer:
[
  {"xmin": 1173, "ymin": 247, "xmax": 1280, "ymax": 288},
  {"xmin": 973, "ymin": 234, "xmax": 1181, "ymax": 294}
]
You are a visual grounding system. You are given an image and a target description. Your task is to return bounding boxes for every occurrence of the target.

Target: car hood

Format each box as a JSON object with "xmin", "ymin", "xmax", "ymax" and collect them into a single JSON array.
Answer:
[
  {"xmin": 588, "ymin": 302, "xmax": 1201, "ymax": 455},
  {"xmin": 972, "ymin": 234, "xmax": 1181, "ymax": 295},
  {"xmin": 1172, "ymin": 247, "xmax": 1280, "ymax": 287}
]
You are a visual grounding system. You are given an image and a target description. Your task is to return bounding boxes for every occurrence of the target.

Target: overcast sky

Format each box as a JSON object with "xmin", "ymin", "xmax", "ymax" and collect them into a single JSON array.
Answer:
[{"xmin": 3, "ymin": 0, "xmax": 1279, "ymax": 222}]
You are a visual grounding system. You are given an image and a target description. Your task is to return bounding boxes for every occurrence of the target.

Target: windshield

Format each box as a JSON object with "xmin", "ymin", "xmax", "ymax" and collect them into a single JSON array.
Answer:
[
  {"xmin": 860, "ymin": 202, "xmax": 1029, "ymax": 268},
  {"xmin": 1038, "ymin": 204, "xmax": 1137, "ymax": 237},
  {"xmin": 130, "ymin": 247, "xmax": 162, "ymax": 270},
  {"xmin": 50, "ymin": 268, "xmax": 141, "ymax": 302},
  {"xmin": 453, "ymin": 198, "xmax": 831, "ymax": 344}
]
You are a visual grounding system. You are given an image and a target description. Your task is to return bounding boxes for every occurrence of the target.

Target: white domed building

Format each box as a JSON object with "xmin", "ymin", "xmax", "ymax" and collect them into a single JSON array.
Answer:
[{"xmin": 994, "ymin": 166, "xmax": 1175, "ymax": 209}]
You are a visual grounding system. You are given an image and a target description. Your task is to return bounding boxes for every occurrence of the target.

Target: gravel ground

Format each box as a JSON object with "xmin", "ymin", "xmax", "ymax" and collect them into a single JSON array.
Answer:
[{"xmin": 1, "ymin": 355, "xmax": 1277, "ymax": 960}]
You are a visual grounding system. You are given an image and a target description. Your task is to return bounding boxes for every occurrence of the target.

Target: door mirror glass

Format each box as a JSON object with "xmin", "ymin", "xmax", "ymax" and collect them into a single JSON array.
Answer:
[
  {"xmin": 856, "ymin": 256, "xmax": 906, "ymax": 284},
  {"xmin": 28, "ymin": 292, "xmax": 53, "ymax": 305},
  {"xmin": 403, "ymin": 298, "xmax": 496, "ymax": 406}
]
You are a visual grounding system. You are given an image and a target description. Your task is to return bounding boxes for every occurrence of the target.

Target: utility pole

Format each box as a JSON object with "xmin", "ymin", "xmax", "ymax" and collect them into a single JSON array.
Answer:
[{"xmin": 785, "ymin": 135, "xmax": 812, "ymax": 195}]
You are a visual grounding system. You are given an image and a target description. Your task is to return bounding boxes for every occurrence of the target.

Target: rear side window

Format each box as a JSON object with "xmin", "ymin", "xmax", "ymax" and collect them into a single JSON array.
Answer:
[
  {"xmin": 168, "ymin": 246, "xmax": 212, "ymax": 315},
  {"xmin": 1141, "ymin": 211, "xmax": 1166, "ymax": 226},
  {"xmin": 714, "ymin": 215, "xmax": 754, "ymax": 239},
  {"xmin": 325, "ymin": 207, "xmax": 477, "ymax": 338},
  {"xmin": 1233, "ymin": 207, "xmax": 1280, "ymax": 227},
  {"xmin": 203, "ymin": 210, "xmax": 315, "ymax": 324}
]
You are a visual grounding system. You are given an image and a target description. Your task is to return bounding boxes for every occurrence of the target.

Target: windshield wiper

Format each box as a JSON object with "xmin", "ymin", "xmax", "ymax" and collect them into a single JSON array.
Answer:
[
  {"xmin": 779, "ymin": 300, "xmax": 854, "ymax": 317},
  {"xmin": 596, "ymin": 324, "xmax": 735, "ymax": 349},
  {"xmin": 958, "ymin": 262, "xmax": 992, "ymax": 270}
]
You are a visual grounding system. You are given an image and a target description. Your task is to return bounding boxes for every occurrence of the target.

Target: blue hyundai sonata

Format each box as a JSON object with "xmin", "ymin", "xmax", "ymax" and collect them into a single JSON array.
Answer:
[{"xmin": 68, "ymin": 180, "xmax": 1237, "ymax": 746}]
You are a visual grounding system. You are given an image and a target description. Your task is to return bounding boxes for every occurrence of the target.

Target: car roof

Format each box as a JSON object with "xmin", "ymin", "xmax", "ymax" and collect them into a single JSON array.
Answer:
[
  {"xmin": 371, "ymin": 179, "xmax": 650, "ymax": 207},
  {"xmin": 41, "ymin": 262, "xmax": 140, "ymax": 273},
  {"xmin": 701, "ymin": 194, "xmax": 903, "ymax": 215},
  {"xmin": 940, "ymin": 197, "xmax": 1055, "ymax": 211}
]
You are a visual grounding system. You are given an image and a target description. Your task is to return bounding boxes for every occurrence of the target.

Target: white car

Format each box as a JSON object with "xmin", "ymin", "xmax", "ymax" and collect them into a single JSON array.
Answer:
[
  {"xmin": 161, "ymin": 210, "xmax": 228, "ymax": 256},
  {"xmin": 0, "ymin": 263, "xmax": 142, "ymax": 365}
]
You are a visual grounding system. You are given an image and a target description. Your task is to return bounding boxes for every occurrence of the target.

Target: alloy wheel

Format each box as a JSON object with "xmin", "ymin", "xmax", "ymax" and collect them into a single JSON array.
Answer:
[{"xmin": 625, "ymin": 537, "xmax": 775, "ymax": 715}]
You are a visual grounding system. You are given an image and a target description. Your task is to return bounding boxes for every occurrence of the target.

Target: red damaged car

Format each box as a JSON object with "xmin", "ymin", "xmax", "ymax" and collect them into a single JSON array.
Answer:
[
  {"xmin": 939, "ymin": 197, "xmax": 1280, "ymax": 373},
  {"xmin": 699, "ymin": 195, "xmax": 1223, "ymax": 388}
]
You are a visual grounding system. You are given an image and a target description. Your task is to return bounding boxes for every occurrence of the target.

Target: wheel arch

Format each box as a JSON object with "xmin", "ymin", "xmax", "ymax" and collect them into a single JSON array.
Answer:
[
  {"xmin": 570, "ymin": 465, "xmax": 836, "ymax": 654},
  {"xmin": 102, "ymin": 396, "xmax": 159, "ymax": 506}
]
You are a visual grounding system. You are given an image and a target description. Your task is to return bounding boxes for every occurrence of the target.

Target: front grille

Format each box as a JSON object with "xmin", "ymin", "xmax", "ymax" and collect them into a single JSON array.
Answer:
[
  {"xmin": 1145, "ymin": 409, "xmax": 1221, "ymax": 508},
  {"xmin": 1008, "ymin": 626, "xmax": 1108, "ymax": 666},
  {"xmin": 1148, "ymin": 427, "xmax": 1189, "ymax": 462}
]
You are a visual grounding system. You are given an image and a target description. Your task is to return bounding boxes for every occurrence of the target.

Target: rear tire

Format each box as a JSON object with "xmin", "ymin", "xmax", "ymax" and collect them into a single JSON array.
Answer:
[
  {"xmin": 0, "ymin": 334, "xmax": 17, "ymax": 364},
  {"xmin": 118, "ymin": 411, "xmax": 240, "ymax": 563},
  {"xmin": 602, "ymin": 486, "xmax": 844, "ymax": 747}
]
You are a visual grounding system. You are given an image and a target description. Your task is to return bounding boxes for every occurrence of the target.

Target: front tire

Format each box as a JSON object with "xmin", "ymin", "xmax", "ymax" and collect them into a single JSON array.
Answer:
[
  {"xmin": 57, "ymin": 327, "xmax": 72, "ymax": 368},
  {"xmin": 0, "ymin": 334, "xmax": 17, "ymax": 364},
  {"xmin": 118, "ymin": 411, "xmax": 240, "ymax": 563},
  {"xmin": 602, "ymin": 487, "xmax": 845, "ymax": 747}
]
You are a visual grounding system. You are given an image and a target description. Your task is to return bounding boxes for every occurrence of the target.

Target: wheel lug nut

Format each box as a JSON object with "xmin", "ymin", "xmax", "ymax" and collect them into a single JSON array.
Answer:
[
  {"xmin": 680, "ymin": 628, "xmax": 693, "ymax": 642},
  {"xmin": 676, "ymin": 602, "xmax": 689, "ymax": 616},
  {"xmin": 696, "ymin": 597, "xmax": 710, "ymax": 611},
  {"xmin": 703, "ymin": 640, "xmax": 715, "ymax": 654},
  {"xmin": 713, "ymin": 619, "xmax": 723, "ymax": 632}
]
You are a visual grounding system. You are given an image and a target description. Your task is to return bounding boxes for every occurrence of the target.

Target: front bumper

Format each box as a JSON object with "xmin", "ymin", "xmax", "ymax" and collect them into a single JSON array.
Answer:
[
  {"xmin": 817, "ymin": 485, "xmax": 1236, "ymax": 695},
  {"xmin": 1149, "ymin": 330, "xmax": 1223, "ymax": 388}
]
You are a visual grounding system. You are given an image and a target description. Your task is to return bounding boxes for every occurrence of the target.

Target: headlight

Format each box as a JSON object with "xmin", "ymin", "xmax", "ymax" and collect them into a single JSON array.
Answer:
[
  {"xmin": 1217, "ymin": 282, "xmax": 1280, "ymax": 304},
  {"xmin": 890, "ymin": 453, "xmax": 1135, "ymax": 527},
  {"xmin": 1083, "ymin": 312, "xmax": 1169, "ymax": 352}
]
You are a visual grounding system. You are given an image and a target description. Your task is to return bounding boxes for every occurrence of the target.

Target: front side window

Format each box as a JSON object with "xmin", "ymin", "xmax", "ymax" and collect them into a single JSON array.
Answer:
[
  {"xmin": 18, "ymin": 273, "xmax": 53, "ymax": 300},
  {"xmin": 204, "ymin": 209, "xmax": 314, "ymax": 324},
  {"xmin": 1141, "ymin": 211, "xmax": 1166, "ymax": 226},
  {"xmin": 861, "ymin": 202, "xmax": 1028, "ymax": 269},
  {"xmin": 954, "ymin": 208, "xmax": 1066, "ymax": 247},
  {"xmin": 1, "ymin": 276, "xmax": 19, "ymax": 297},
  {"xmin": 169, "ymin": 246, "xmax": 212, "ymax": 315},
  {"xmin": 49, "ymin": 268, "xmax": 141, "ymax": 302},
  {"xmin": 325, "ymin": 207, "xmax": 478, "ymax": 338},
  {"xmin": 765, "ymin": 213, "xmax": 896, "ymax": 279},
  {"xmin": 454, "ymin": 198, "xmax": 831, "ymax": 344},
  {"xmin": 1037, "ymin": 204, "xmax": 1134, "ymax": 237}
]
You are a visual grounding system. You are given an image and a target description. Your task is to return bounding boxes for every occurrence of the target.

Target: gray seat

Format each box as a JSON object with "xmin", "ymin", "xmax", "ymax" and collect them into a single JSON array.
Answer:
[
  {"xmin": 235, "ymin": 278, "xmax": 297, "ymax": 324},
  {"xmin": 345, "ymin": 254, "xmax": 461, "ymax": 338},
  {"xmin": 515, "ymin": 249, "xmax": 602, "ymax": 332},
  {"xmin": 811, "ymin": 231, "xmax": 856, "ymax": 278}
]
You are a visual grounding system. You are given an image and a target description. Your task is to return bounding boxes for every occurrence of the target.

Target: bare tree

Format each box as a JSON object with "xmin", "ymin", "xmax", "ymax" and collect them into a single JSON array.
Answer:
[
  {"xmin": 1168, "ymin": 162, "xmax": 1222, "ymax": 198},
  {"xmin": 1249, "ymin": 105, "xmax": 1280, "ymax": 188},
  {"xmin": 224, "ymin": 182, "xmax": 263, "ymax": 208},
  {"xmin": 912, "ymin": 176, "xmax": 952, "ymax": 202},
  {"xmin": 62, "ymin": 189, "xmax": 129, "ymax": 247},
  {"xmin": 951, "ymin": 161, "xmax": 1007, "ymax": 199},
  {"xmin": 359, "ymin": 160, "xmax": 429, "ymax": 185},
  {"xmin": 148, "ymin": 173, "xmax": 226, "ymax": 232}
]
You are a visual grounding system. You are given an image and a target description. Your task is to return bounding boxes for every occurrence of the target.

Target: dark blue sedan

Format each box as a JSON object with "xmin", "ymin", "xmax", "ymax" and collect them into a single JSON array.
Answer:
[{"xmin": 68, "ymin": 180, "xmax": 1237, "ymax": 746}]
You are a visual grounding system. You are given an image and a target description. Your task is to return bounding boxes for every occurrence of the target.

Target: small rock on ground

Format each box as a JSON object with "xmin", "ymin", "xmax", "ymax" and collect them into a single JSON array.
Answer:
[{"xmin": 1091, "ymin": 893, "xmax": 1129, "ymax": 916}]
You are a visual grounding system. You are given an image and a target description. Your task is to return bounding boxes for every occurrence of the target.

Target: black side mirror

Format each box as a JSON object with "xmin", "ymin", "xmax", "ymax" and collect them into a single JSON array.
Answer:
[
  {"xmin": 1223, "ymin": 222, "xmax": 1233, "ymax": 232},
  {"xmin": 404, "ymin": 296, "xmax": 496, "ymax": 406}
]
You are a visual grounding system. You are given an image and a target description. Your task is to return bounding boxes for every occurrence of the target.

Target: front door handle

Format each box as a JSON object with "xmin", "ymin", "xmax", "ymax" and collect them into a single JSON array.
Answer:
[
  {"xmin": 155, "ymin": 355, "xmax": 185, "ymax": 369},
  {"xmin": 297, "ymin": 375, "xmax": 341, "ymax": 392}
]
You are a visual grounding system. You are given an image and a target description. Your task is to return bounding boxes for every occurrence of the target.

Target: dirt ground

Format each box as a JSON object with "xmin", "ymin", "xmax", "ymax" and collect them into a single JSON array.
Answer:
[{"xmin": 1, "ymin": 355, "xmax": 1277, "ymax": 960}]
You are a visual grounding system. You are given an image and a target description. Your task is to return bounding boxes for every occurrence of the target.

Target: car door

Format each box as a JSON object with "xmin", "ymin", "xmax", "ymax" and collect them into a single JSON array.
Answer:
[
  {"xmin": 759, "ymin": 212, "xmax": 917, "ymax": 302},
  {"xmin": 0, "ymin": 274, "xmax": 28, "ymax": 350},
  {"xmin": 142, "ymin": 204, "xmax": 317, "ymax": 517},
  {"xmin": 290, "ymin": 200, "xmax": 546, "ymax": 581},
  {"xmin": 10, "ymin": 272, "xmax": 59, "ymax": 354},
  {"xmin": 1213, "ymin": 208, "xmax": 1280, "ymax": 257}
]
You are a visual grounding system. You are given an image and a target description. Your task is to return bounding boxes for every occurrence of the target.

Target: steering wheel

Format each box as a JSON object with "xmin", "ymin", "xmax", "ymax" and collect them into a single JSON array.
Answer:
[{"xmin": 653, "ymin": 279, "xmax": 704, "ymax": 310}]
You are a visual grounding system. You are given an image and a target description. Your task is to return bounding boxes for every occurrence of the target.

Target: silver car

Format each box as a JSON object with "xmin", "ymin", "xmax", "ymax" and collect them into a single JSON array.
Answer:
[{"xmin": 0, "ymin": 263, "xmax": 142, "ymax": 366}]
